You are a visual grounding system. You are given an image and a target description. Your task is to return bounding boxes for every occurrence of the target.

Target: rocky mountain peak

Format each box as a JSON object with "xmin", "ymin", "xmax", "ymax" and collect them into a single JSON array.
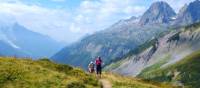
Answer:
[
  {"xmin": 139, "ymin": 1, "xmax": 176, "ymax": 25},
  {"xmin": 175, "ymin": 0, "xmax": 200, "ymax": 25}
]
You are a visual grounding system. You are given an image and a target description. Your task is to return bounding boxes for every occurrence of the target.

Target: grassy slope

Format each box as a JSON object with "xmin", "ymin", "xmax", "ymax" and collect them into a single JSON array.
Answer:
[
  {"xmin": 138, "ymin": 55, "xmax": 170, "ymax": 77},
  {"xmin": 138, "ymin": 50, "xmax": 200, "ymax": 88},
  {"xmin": 103, "ymin": 73, "xmax": 176, "ymax": 88},
  {"xmin": 0, "ymin": 57, "xmax": 99, "ymax": 88},
  {"xmin": 0, "ymin": 57, "xmax": 177, "ymax": 88}
]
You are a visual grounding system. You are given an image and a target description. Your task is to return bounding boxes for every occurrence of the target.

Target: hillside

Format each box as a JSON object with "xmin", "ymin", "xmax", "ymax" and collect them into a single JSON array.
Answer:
[
  {"xmin": 105, "ymin": 22, "xmax": 200, "ymax": 76},
  {"xmin": 138, "ymin": 49, "xmax": 200, "ymax": 88},
  {"xmin": 102, "ymin": 73, "xmax": 176, "ymax": 88},
  {"xmin": 0, "ymin": 57, "xmax": 99, "ymax": 88}
]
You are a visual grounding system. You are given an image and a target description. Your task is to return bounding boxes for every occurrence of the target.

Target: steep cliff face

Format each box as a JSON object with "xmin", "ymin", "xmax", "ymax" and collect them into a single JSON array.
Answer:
[{"xmin": 106, "ymin": 22, "xmax": 200, "ymax": 76}]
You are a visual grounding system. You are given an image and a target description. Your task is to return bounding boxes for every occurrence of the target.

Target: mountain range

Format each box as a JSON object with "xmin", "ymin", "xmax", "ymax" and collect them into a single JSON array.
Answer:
[
  {"xmin": 0, "ymin": 40, "xmax": 27, "ymax": 57},
  {"xmin": 51, "ymin": 0, "xmax": 200, "ymax": 70},
  {"xmin": 0, "ymin": 22, "xmax": 64, "ymax": 58}
]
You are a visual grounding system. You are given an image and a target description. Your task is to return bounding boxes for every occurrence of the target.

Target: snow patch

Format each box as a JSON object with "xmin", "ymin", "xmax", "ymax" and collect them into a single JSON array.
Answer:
[
  {"xmin": 171, "ymin": 16, "xmax": 177, "ymax": 20},
  {"xmin": 6, "ymin": 40, "xmax": 20, "ymax": 49}
]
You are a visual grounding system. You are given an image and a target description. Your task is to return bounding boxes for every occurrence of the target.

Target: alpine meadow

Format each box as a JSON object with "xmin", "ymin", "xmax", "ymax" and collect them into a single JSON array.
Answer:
[{"xmin": 0, "ymin": 0, "xmax": 200, "ymax": 88}]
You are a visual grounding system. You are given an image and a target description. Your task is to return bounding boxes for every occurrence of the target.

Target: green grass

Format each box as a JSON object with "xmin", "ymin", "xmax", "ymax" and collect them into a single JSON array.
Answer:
[
  {"xmin": 0, "ymin": 57, "xmax": 100, "ymax": 88},
  {"xmin": 138, "ymin": 50, "xmax": 200, "ymax": 88},
  {"xmin": 138, "ymin": 55, "xmax": 170, "ymax": 78},
  {"xmin": 0, "ymin": 57, "xmax": 178, "ymax": 88},
  {"xmin": 103, "ymin": 73, "xmax": 176, "ymax": 88},
  {"xmin": 185, "ymin": 22, "xmax": 200, "ymax": 30}
]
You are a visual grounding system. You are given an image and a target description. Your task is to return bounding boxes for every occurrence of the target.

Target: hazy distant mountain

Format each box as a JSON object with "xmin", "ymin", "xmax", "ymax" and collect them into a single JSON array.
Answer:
[
  {"xmin": 0, "ymin": 23, "xmax": 63, "ymax": 58},
  {"xmin": 0, "ymin": 40, "xmax": 28, "ymax": 57},
  {"xmin": 139, "ymin": 1, "xmax": 176, "ymax": 25},
  {"xmin": 174, "ymin": 0, "xmax": 200, "ymax": 26}
]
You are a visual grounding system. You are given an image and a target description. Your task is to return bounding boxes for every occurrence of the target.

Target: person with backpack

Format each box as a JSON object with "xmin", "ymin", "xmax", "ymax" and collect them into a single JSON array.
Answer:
[
  {"xmin": 88, "ymin": 61, "xmax": 95, "ymax": 73},
  {"xmin": 95, "ymin": 56, "xmax": 102, "ymax": 78}
]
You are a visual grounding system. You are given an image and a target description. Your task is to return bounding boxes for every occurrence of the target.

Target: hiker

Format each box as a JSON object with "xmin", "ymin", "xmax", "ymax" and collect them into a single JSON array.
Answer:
[
  {"xmin": 88, "ymin": 61, "xmax": 95, "ymax": 73},
  {"xmin": 95, "ymin": 56, "xmax": 102, "ymax": 78}
]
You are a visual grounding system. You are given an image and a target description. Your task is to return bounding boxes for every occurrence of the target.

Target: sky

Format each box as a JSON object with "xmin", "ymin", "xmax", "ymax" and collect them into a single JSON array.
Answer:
[{"xmin": 0, "ymin": 0, "xmax": 195, "ymax": 44}]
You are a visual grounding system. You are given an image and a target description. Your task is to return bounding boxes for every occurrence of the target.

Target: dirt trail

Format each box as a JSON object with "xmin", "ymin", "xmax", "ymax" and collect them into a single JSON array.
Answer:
[{"xmin": 99, "ymin": 79, "xmax": 112, "ymax": 88}]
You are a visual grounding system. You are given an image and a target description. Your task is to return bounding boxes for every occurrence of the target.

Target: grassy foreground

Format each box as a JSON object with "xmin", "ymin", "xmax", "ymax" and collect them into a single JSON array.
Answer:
[
  {"xmin": 0, "ymin": 57, "xmax": 99, "ymax": 88},
  {"xmin": 0, "ymin": 57, "xmax": 178, "ymax": 88},
  {"xmin": 103, "ymin": 73, "xmax": 176, "ymax": 88}
]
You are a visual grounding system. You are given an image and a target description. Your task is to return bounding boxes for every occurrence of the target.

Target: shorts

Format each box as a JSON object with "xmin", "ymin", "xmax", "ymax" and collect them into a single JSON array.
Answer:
[{"xmin": 96, "ymin": 65, "xmax": 102, "ymax": 74}]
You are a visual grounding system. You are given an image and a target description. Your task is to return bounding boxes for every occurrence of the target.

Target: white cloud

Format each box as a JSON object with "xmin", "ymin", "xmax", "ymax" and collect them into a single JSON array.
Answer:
[
  {"xmin": 69, "ymin": 0, "xmax": 146, "ymax": 36},
  {"xmin": 0, "ymin": 2, "xmax": 77, "ymax": 43},
  {"xmin": 51, "ymin": 0, "xmax": 66, "ymax": 2},
  {"xmin": 0, "ymin": 0, "xmax": 19, "ymax": 3},
  {"xmin": 1, "ymin": 0, "xmax": 193, "ymax": 44},
  {"xmin": 124, "ymin": 6, "xmax": 146, "ymax": 15},
  {"xmin": 0, "ymin": 0, "xmax": 147, "ymax": 44}
]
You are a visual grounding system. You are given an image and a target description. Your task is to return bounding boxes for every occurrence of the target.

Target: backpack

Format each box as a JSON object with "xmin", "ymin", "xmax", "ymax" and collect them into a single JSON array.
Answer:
[
  {"xmin": 89, "ymin": 63, "xmax": 94, "ymax": 68},
  {"xmin": 96, "ymin": 59, "xmax": 102, "ymax": 65}
]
